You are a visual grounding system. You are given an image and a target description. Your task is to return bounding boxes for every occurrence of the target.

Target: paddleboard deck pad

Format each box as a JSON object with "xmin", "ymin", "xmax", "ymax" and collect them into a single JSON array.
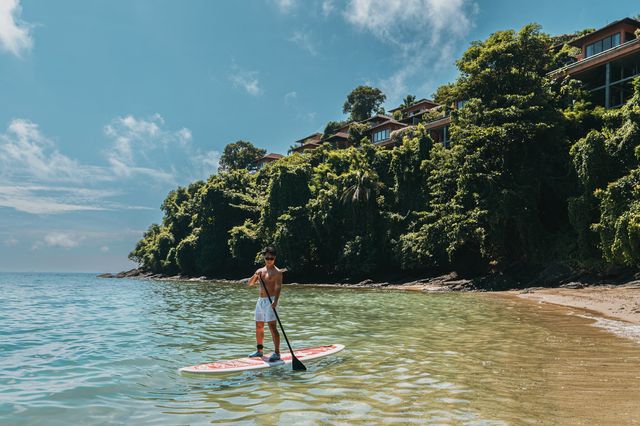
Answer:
[{"xmin": 180, "ymin": 344, "xmax": 345, "ymax": 375}]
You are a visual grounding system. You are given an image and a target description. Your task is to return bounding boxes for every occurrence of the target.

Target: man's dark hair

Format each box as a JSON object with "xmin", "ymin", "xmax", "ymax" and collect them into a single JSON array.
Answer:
[{"xmin": 262, "ymin": 246, "xmax": 276, "ymax": 256}]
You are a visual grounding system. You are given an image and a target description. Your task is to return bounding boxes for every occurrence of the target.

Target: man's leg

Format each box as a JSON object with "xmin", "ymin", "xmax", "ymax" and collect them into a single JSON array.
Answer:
[
  {"xmin": 256, "ymin": 321, "xmax": 265, "ymax": 348},
  {"xmin": 267, "ymin": 321, "xmax": 280, "ymax": 354},
  {"xmin": 248, "ymin": 321, "xmax": 265, "ymax": 357}
]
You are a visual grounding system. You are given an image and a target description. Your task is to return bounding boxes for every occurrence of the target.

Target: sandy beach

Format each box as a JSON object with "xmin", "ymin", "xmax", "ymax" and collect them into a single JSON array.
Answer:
[{"xmin": 511, "ymin": 282, "xmax": 640, "ymax": 324}]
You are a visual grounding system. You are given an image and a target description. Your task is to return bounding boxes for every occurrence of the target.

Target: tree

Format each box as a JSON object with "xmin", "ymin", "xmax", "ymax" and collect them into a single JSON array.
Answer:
[
  {"xmin": 219, "ymin": 140, "xmax": 266, "ymax": 172},
  {"xmin": 347, "ymin": 122, "xmax": 371, "ymax": 146},
  {"xmin": 342, "ymin": 86, "xmax": 386, "ymax": 122},
  {"xmin": 578, "ymin": 77, "xmax": 640, "ymax": 266},
  {"xmin": 399, "ymin": 94, "xmax": 417, "ymax": 110},
  {"xmin": 400, "ymin": 24, "xmax": 577, "ymax": 274},
  {"xmin": 322, "ymin": 120, "xmax": 347, "ymax": 139},
  {"xmin": 340, "ymin": 170, "xmax": 375, "ymax": 205}
]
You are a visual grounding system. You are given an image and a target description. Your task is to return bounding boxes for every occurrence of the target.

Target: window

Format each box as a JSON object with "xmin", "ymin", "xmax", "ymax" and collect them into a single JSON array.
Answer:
[
  {"xmin": 431, "ymin": 126, "xmax": 450, "ymax": 147},
  {"xmin": 609, "ymin": 80, "xmax": 635, "ymax": 108},
  {"xmin": 585, "ymin": 33, "xmax": 622, "ymax": 58},
  {"xmin": 613, "ymin": 32, "xmax": 621, "ymax": 46},
  {"xmin": 593, "ymin": 40, "xmax": 603, "ymax": 55},
  {"xmin": 440, "ymin": 125, "xmax": 450, "ymax": 147},
  {"xmin": 456, "ymin": 100, "xmax": 468, "ymax": 109},
  {"xmin": 373, "ymin": 129, "xmax": 390, "ymax": 142}
]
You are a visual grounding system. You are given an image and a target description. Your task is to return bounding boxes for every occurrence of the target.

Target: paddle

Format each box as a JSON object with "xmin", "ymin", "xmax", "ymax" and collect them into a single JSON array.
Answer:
[{"xmin": 257, "ymin": 274, "xmax": 306, "ymax": 371}]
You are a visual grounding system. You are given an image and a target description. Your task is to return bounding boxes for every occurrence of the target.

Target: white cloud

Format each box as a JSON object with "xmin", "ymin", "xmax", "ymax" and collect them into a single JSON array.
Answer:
[
  {"xmin": 379, "ymin": 60, "xmax": 422, "ymax": 106},
  {"xmin": 0, "ymin": 119, "xmax": 112, "ymax": 184},
  {"xmin": 32, "ymin": 231, "xmax": 84, "ymax": 250},
  {"xmin": 273, "ymin": 0, "xmax": 296, "ymax": 13},
  {"xmin": 0, "ymin": 116, "xmax": 213, "ymax": 215},
  {"xmin": 343, "ymin": 0, "xmax": 477, "ymax": 102},
  {"xmin": 321, "ymin": 0, "xmax": 335, "ymax": 16},
  {"xmin": 0, "ymin": 0, "xmax": 32, "ymax": 57},
  {"xmin": 4, "ymin": 236, "xmax": 18, "ymax": 246},
  {"xmin": 284, "ymin": 91, "xmax": 297, "ymax": 105},
  {"xmin": 0, "ymin": 185, "xmax": 141, "ymax": 214},
  {"xmin": 230, "ymin": 66, "xmax": 263, "ymax": 96},
  {"xmin": 345, "ymin": 0, "xmax": 473, "ymax": 45},
  {"xmin": 104, "ymin": 114, "xmax": 217, "ymax": 182},
  {"xmin": 190, "ymin": 150, "xmax": 220, "ymax": 181},
  {"xmin": 289, "ymin": 31, "xmax": 318, "ymax": 55},
  {"xmin": 176, "ymin": 128, "xmax": 192, "ymax": 147},
  {"xmin": 0, "ymin": 117, "xmax": 169, "ymax": 214},
  {"xmin": 104, "ymin": 114, "xmax": 220, "ymax": 183},
  {"xmin": 23, "ymin": 228, "xmax": 145, "ymax": 252}
]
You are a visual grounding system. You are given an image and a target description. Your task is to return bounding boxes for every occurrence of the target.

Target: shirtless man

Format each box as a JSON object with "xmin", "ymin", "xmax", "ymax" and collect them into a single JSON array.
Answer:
[{"xmin": 247, "ymin": 246, "xmax": 283, "ymax": 362}]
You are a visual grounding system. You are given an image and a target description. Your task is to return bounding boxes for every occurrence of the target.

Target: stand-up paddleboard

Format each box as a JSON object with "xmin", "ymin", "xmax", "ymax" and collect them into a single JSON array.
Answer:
[{"xmin": 180, "ymin": 344, "xmax": 344, "ymax": 375}]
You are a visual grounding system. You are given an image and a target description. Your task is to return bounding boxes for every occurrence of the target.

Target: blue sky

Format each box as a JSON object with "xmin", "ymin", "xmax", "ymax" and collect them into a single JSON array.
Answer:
[{"xmin": 0, "ymin": 0, "xmax": 637, "ymax": 273}]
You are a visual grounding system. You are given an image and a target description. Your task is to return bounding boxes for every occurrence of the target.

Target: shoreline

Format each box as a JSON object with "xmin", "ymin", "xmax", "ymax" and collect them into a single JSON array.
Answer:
[
  {"xmin": 508, "ymin": 283, "xmax": 640, "ymax": 325},
  {"xmin": 99, "ymin": 268, "xmax": 640, "ymax": 326}
]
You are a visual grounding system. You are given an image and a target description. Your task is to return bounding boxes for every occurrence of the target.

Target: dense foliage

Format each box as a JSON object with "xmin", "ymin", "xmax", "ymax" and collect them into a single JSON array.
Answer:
[
  {"xmin": 342, "ymin": 86, "xmax": 386, "ymax": 122},
  {"xmin": 571, "ymin": 78, "xmax": 640, "ymax": 267},
  {"xmin": 130, "ymin": 23, "xmax": 640, "ymax": 281},
  {"xmin": 218, "ymin": 140, "xmax": 266, "ymax": 172}
]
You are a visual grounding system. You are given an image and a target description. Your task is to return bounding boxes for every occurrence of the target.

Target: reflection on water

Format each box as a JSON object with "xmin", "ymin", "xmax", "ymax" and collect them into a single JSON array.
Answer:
[{"xmin": 1, "ymin": 273, "xmax": 639, "ymax": 425}]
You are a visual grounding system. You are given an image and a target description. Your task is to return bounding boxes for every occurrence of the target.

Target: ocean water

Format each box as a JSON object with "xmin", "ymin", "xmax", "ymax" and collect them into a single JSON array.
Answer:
[{"xmin": 1, "ymin": 273, "xmax": 640, "ymax": 425}]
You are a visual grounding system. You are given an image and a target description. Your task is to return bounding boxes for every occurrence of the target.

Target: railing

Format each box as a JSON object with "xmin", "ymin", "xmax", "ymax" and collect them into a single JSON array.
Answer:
[{"xmin": 548, "ymin": 38, "xmax": 640, "ymax": 76}]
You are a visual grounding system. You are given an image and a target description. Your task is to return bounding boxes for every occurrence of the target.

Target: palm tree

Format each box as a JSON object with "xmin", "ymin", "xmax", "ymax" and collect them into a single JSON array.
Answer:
[
  {"xmin": 340, "ymin": 171, "xmax": 374, "ymax": 205},
  {"xmin": 400, "ymin": 94, "xmax": 417, "ymax": 110}
]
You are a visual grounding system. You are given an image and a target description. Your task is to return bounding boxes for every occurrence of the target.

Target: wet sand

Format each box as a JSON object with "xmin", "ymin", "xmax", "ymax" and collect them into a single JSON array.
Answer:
[{"xmin": 511, "ymin": 283, "xmax": 640, "ymax": 324}]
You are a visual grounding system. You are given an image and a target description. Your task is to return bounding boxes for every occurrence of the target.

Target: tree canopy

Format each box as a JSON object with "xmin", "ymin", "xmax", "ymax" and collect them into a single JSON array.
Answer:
[
  {"xmin": 219, "ymin": 140, "xmax": 266, "ymax": 172},
  {"xmin": 342, "ymin": 86, "xmax": 386, "ymax": 122},
  {"xmin": 399, "ymin": 95, "xmax": 417, "ymax": 110}
]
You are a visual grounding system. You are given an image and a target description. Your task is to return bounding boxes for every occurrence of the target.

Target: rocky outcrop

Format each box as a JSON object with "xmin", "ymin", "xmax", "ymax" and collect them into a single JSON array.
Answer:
[{"xmin": 97, "ymin": 268, "xmax": 148, "ymax": 279}]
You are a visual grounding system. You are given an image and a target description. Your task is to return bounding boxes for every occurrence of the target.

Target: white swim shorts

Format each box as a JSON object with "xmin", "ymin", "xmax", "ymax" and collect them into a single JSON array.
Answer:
[{"xmin": 254, "ymin": 297, "xmax": 278, "ymax": 323}]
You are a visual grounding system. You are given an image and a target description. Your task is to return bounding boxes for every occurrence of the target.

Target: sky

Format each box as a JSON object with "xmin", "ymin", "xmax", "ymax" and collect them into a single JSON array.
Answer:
[{"xmin": 0, "ymin": 0, "xmax": 637, "ymax": 273}]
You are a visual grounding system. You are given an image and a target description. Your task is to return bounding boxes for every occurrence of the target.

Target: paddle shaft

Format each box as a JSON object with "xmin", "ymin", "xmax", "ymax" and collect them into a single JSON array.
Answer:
[{"xmin": 258, "ymin": 274, "xmax": 305, "ymax": 370}]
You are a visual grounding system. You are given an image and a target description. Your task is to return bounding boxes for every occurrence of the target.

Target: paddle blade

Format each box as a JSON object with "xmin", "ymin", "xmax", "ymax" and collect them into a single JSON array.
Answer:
[{"xmin": 292, "ymin": 355, "xmax": 306, "ymax": 371}]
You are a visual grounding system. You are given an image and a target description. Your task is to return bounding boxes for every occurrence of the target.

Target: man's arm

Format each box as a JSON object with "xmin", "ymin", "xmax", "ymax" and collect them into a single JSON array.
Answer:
[
  {"xmin": 271, "ymin": 271, "xmax": 282, "ymax": 308},
  {"xmin": 247, "ymin": 269, "xmax": 261, "ymax": 287}
]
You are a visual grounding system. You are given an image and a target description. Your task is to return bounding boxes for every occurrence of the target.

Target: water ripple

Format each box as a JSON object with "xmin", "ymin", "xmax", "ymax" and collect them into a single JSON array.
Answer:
[{"xmin": 1, "ymin": 273, "xmax": 640, "ymax": 424}]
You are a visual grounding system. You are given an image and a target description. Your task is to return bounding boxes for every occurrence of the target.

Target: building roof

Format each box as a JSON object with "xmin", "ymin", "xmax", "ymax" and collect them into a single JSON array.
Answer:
[
  {"xmin": 568, "ymin": 18, "xmax": 640, "ymax": 48},
  {"xmin": 548, "ymin": 33, "xmax": 582, "ymax": 51},
  {"xmin": 257, "ymin": 153, "xmax": 284, "ymax": 162},
  {"xmin": 291, "ymin": 101, "xmax": 442, "ymax": 153},
  {"xmin": 363, "ymin": 114, "xmax": 393, "ymax": 123},
  {"xmin": 294, "ymin": 132, "xmax": 322, "ymax": 144},
  {"xmin": 290, "ymin": 142, "xmax": 321, "ymax": 153},
  {"xmin": 324, "ymin": 131, "xmax": 349, "ymax": 141},
  {"xmin": 335, "ymin": 122, "xmax": 353, "ymax": 133},
  {"xmin": 389, "ymin": 98, "xmax": 439, "ymax": 113},
  {"xmin": 369, "ymin": 118, "xmax": 407, "ymax": 132}
]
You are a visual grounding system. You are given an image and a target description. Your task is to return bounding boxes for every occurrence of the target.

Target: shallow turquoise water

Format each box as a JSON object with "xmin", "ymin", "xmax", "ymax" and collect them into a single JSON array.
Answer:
[{"xmin": 1, "ymin": 273, "xmax": 640, "ymax": 425}]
